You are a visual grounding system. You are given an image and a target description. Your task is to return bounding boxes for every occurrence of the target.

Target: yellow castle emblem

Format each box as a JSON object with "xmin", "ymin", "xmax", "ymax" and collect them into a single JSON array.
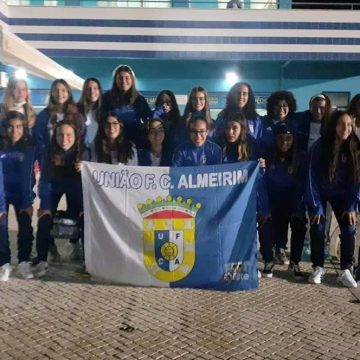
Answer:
[{"xmin": 137, "ymin": 196, "xmax": 201, "ymax": 282}]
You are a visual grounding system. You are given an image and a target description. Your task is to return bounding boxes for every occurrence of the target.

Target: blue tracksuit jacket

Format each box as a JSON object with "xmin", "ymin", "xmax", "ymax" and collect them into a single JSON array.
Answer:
[
  {"xmin": 172, "ymin": 140, "xmax": 222, "ymax": 167},
  {"xmin": 305, "ymin": 138, "xmax": 360, "ymax": 216}
]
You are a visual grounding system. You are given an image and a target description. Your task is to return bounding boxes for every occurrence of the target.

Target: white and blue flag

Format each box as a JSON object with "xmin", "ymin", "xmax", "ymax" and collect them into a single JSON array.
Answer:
[{"xmin": 82, "ymin": 161, "xmax": 259, "ymax": 291}]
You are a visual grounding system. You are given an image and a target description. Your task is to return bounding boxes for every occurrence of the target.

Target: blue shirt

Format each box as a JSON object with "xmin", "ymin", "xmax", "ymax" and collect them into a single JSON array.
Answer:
[{"xmin": 172, "ymin": 140, "xmax": 222, "ymax": 167}]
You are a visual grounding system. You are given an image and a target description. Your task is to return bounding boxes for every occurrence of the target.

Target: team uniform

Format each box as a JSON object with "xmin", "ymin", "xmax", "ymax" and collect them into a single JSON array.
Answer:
[
  {"xmin": 266, "ymin": 151, "xmax": 307, "ymax": 267},
  {"xmin": 36, "ymin": 147, "xmax": 89, "ymax": 264},
  {"xmin": 172, "ymin": 140, "xmax": 222, "ymax": 167},
  {"xmin": 0, "ymin": 144, "xmax": 35, "ymax": 275},
  {"xmin": 102, "ymin": 92, "xmax": 152, "ymax": 147},
  {"xmin": 137, "ymin": 149, "xmax": 171, "ymax": 167},
  {"xmin": 306, "ymin": 138, "xmax": 359, "ymax": 273}
]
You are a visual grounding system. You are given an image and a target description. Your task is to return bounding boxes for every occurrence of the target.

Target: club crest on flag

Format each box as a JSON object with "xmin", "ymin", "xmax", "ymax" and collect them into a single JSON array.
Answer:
[{"xmin": 137, "ymin": 196, "xmax": 201, "ymax": 282}]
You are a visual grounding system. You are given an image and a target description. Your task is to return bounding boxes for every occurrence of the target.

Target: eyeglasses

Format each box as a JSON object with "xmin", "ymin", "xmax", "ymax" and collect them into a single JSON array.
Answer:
[
  {"xmin": 105, "ymin": 122, "xmax": 120, "ymax": 128},
  {"xmin": 190, "ymin": 129, "xmax": 207, "ymax": 136},
  {"xmin": 149, "ymin": 129, "xmax": 164, "ymax": 135}
]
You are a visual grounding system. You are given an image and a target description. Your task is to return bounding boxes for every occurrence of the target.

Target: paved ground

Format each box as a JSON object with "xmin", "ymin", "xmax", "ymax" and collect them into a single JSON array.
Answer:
[{"xmin": 1, "ymin": 207, "xmax": 360, "ymax": 360}]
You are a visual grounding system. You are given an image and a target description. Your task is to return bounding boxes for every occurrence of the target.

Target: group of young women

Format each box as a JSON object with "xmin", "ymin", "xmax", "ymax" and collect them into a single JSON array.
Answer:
[{"xmin": 0, "ymin": 64, "xmax": 360, "ymax": 289}]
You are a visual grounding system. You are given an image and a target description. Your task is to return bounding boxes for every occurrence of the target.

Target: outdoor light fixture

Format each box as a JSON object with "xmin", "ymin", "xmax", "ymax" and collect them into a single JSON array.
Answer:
[{"xmin": 14, "ymin": 68, "xmax": 28, "ymax": 80}]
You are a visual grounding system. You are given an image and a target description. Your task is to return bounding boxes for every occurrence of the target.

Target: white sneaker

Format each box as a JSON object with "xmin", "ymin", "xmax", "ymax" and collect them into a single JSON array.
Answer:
[
  {"xmin": 18, "ymin": 261, "xmax": 34, "ymax": 280},
  {"xmin": 308, "ymin": 266, "xmax": 325, "ymax": 284},
  {"xmin": 0, "ymin": 263, "xmax": 11, "ymax": 282},
  {"xmin": 34, "ymin": 261, "xmax": 48, "ymax": 278},
  {"xmin": 338, "ymin": 269, "xmax": 358, "ymax": 288}
]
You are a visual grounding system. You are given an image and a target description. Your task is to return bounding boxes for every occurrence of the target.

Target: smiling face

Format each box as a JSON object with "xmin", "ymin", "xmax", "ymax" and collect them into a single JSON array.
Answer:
[
  {"xmin": 148, "ymin": 120, "xmax": 165, "ymax": 147},
  {"xmin": 276, "ymin": 133, "xmax": 293, "ymax": 153},
  {"xmin": 52, "ymin": 83, "xmax": 69, "ymax": 105},
  {"xmin": 7, "ymin": 118, "xmax": 24, "ymax": 145},
  {"xmin": 225, "ymin": 121, "xmax": 241, "ymax": 143},
  {"xmin": 191, "ymin": 91, "xmax": 206, "ymax": 112},
  {"xmin": 116, "ymin": 71, "xmax": 133, "ymax": 92},
  {"xmin": 310, "ymin": 99, "xmax": 327, "ymax": 123},
  {"xmin": 238, "ymin": 84, "xmax": 249, "ymax": 110},
  {"xmin": 274, "ymin": 100, "xmax": 289, "ymax": 121},
  {"xmin": 336, "ymin": 113, "xmax": 353, "ymax": 142},
  {"xmin": 104, "ymin": 116, "xmax": 122, "ymax": 142},
  {"xmin": 12, "ymin": 80, "xmax": 28, "ymax": 103},
  {"xmin": 86, "ymin": 80, "xmax": 100, "ymax": 104},
  {"xmin": 189, "ymin": 119, "xmax": 208, "ymax": 147},
  {"xmin": 56, "ymin": 124, "xmax": 76, "ymax": 151}
]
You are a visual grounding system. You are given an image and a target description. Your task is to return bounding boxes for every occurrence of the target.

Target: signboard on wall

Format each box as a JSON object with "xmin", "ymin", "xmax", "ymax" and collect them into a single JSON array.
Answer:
[{"xmin": 142, "ymin": 91, "xmax": 270, "ymax": 110}]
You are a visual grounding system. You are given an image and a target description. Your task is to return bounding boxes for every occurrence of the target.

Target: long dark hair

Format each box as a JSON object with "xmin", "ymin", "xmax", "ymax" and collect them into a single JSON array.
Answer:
[
  {"xmin": 348, "ymin": 93, "xmax": 360, "ymax": 126},
  {"xmin": 1, "ymin": 111, "xmax": 31, "ymax": 149},
  {"xmin": 47, "ymin": 79, "xmax": 80, "ymax": 126},
  {"xmin": 183, "ymin": 86, "xmax": 212, "ymax": 128},
  {"xmin": 94, "ymin": 111, "xmax": 134, "ymax": 164},
  {"xmin": 154, "ymin": 90, "xmax": 181, "ymax": 126},
  {"xmin": 322, "ymin": 110, "xmax": 360, "ymax": 183},
  {"xmin": 220, "ymin": 82, "xmax": 258, "ymax": 121},
  {"xmin": 270, "ymin": 130, "xmax": 300, "ymax": 175},
  {"xmin": 78, "ymin": 77, "xmax": 103, "ymax": 119},
  {"xmin": 221, "ymin": 113, "xmax": 253, "ymax": 161},
  {"xmin": 108, "ymin": 65, "xmax": 138, "ymax": 107},
  {"xmin": 50, "ymin": 120, "xmax": 83, "ymax": 166}
]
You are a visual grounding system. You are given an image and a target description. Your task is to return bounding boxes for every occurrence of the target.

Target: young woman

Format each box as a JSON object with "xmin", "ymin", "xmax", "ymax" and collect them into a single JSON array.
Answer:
[
  {"xmin": 91, "ymin": 112, "xmax": 138, "ymax": 165},
  {"xmin": 295, "ymin": 93, "xmax": 332, "ymax": 151},
  {"xmin": 220, "ymin": 113, "xmax": 259, "ymax": 164},
  {"xmin": 259, "ymin": 90, "xmax": 297, "ymax": 159},
  {"xmin": 0, "ymin": 77, "xmax": 37, "ymax": 135},
  {"xmin": 102, "ymin": 65, "xmax": 151, "ymax": 147},
  {"xmin": 172, "ymin": 116, "xmax": 222, "ymax": 167},
  {"xmin": 183, "ymin": 86, "xmax": 212, "ymax": 128},
  {"xmin": 34, "ymin": 79, "xmax": 84, "ymax": 156},
  {"xmin": 77, "ymin": 78, "xmax": 103, "ymax": 147},
  {"xmin": 348, "ymin": 94, "xmax": 360, "ymax": 138},
  {"xmin": 33, "ymin": 79, "xmax": 83, "ymax": 261},
  {"xmin": 266, "ymin": 122, "xmax": 307, "ymax": 277},
  {"xmin": 213, "ymin": 82, "xmax": 262, "ymax": 140},
  {"xmin": 36, "ymin": 120, "xmax": 88, "ymax": 276},
  {"xmin": 152, "ymin": 90, "xmax": 186, "ymax": 155},
  {"xmin": 138, "ymin": 118, "xmax": 171, "ymax": 166},
  {"xmin": 306, "ymin": 110, "xmax": 360, "ymax": 288},
  {"xmin": 152, "ymin": 90, "xmax": 181, "ymax": 128},
  {"xmin": 0, "ymin": 111, "xmax": 36, "ymax": 280},
  {"xmin": 218, "ymin": 113, "xmax": 271, "ymax": 278}
]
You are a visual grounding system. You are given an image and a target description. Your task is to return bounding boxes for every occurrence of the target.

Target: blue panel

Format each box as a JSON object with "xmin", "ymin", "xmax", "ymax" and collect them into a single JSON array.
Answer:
[
  {"xmin": 17, "ymin": 33, "xmax": 360, "ymax": 46},
  {"xmin": 38, "ymin": 49, "xmax": 360, "ymax": 61},
  {"xmin": 8, "ymin": 18, "xmax": 360, "ymax": 30}
]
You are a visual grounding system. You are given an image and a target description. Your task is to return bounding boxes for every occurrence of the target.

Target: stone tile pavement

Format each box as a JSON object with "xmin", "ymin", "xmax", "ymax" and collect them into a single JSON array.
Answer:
[{"xmin": 0, "ymin": 208, "xmax": 360, "ymax": 359}]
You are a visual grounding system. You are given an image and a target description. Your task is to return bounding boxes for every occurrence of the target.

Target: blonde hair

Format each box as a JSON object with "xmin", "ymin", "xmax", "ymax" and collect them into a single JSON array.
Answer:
[{"xmin": 2, "ymin": 77, "xmax": 36, "ymax": 128}]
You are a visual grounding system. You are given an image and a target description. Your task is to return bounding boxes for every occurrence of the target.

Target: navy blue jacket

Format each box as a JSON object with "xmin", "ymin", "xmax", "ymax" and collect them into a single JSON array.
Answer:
[
  {"xmin": 137, "ymin": 148, "xmax": 171, "ymax": 167},
  {"xmin": 266, "ymin": 151, "xmax": 307, "ymax": 216},
  {"xmin": 102, "ymin": 92, "xmax": 152, "ymax": 146},
  {"xmin": 39, "ymin": 147, "xmax": 89, "ymax": 211},
  {"xmin": 305, "ymin": 138, "xmax": 360, "ymax": 215},
  {"xmin": 0, "ymin": 145, "xmax": 35, "ymax": 209},
  {"xmin": 172, "ymin": 140, "xmax": 222, "ymax": 167},
  {"xmin": 0, "ymin": 160, "xmax": 6, "ymax": 212},
  {"xmin": 256, "ymin": 116, "xmax": 300, "ymax": 159}
]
